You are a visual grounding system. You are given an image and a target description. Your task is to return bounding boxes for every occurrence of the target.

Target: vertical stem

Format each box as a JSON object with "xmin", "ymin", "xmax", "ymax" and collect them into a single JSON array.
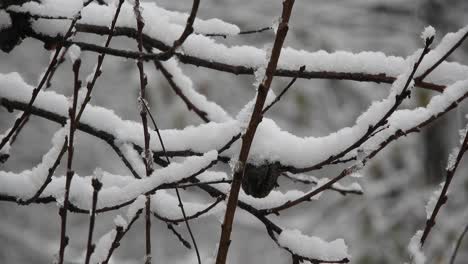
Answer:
[
  {"xmin": 142, "ymin": 101, "xmax": 202, "ymax": 263},
  {"xmin": 145, "ymin": 196, "xmax": 152, "ymax": 264},
  {"xmin": 214, "ymin": 1, "xmax": 296, "ymax": 263},
  {"xmin": 58, "ymin": 58, "xmax": 81, "ymax": 264},
  {"xmin": 84, "ymin": 177, "xmax": 102, "ymax": 264},
  {"xmin": 133, "ymin": 1, "xmax": 153, "ymax": 262}
]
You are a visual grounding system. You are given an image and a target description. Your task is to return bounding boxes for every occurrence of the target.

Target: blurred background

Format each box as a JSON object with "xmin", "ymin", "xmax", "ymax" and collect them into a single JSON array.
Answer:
[{"xmin": 1, "ymin": 0, "xmax": 468, "ymax": 263}]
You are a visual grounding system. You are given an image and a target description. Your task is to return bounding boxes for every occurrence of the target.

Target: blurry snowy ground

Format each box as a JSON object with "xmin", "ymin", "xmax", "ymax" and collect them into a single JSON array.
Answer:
[{"xmin": 1, "ymin": 0, "xmax": 468, "ymax": 263}]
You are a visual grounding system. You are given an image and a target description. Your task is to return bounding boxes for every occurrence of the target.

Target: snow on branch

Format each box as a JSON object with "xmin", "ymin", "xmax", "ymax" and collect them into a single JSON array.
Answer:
[
  {"xmin": 278, "ymin": 229, "xmax": 349, "ymax": 263},
  {"xmin": 1, "ymin": 1, "xmax": 468, "ymax": 263}
]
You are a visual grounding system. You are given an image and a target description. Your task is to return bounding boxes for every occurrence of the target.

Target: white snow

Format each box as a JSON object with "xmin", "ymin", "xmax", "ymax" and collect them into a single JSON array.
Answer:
[
  {"xmin": 7, "ymin": 0, "xmax": 84, "ymax": 17},
  {"xmin": 155, "ymin": 5, "xmax": 240, "ymax": 35},
  {"xmin": 24, "ymin": 3, "xmax": 468, "ymax": 87},
  {"xmin": 150, "ymin": 190, "xmax": 225, "ymax": 220},
  {"xmin": 118, "ymin": 143, "xmax": 147, "ymax": 177},
  {"xmin": 159, "ymin": 58, "xmax": 232, "ymax": 122},
  {"xmin": 446, "ymin": 147, "xmax": 459, "ymax": 171},
  {"xmin": 90, "ymin": 229, "xmax": 116, "ymax": 264},
  {"xmin": 425, "ymin": 182, "xmax": 444, "ymax": 219},
  {"xmin": 113, "ymin": 215, "xmax": 127, "ymax": 228},
  {"xmin": 127, "ymin": 195, "xmax": 146, "ymax": 220},
  {"xmin": 67, "ymin": 44, "xmax": 82, "ymax": 64},
  {"xmin": 416, "ymin": 25, "xmax": 468, "ymax": 78},
  {"xmin": 278, "ymin": 229, "xmax": 349, "ymax": 261},
  {"xmin": 2, "ymin": 72, "xmax": 467, "ymax": 172},
  {"xmin": 420, "ymin": 26, "xmax": 435, "ymax": 41},
  {"xmin": 0, "ymin": 126, "xmax": 67, "ymax": 199},
  {"xmin": 93, "ymin": 167, "xmax": 104, "ymax": 182},
  {"xmin": 458, "ymin": 124, "xmax": 468, "ymax": 145},
  {"xmin": 0, "ymin": 10, "xmax": 11, "ymax": 30},
  {"xmin": 407, "ymin": 230, "xmax": 425, "ymax": 264}
]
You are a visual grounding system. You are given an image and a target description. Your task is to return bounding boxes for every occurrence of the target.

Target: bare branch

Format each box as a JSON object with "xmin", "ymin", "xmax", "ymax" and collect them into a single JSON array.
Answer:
[{"xmin": 215, "ymin": 1, "xmax": 297, "ymax": 263}]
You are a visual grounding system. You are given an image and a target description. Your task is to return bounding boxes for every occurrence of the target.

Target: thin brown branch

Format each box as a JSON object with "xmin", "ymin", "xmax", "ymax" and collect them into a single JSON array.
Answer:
[
  {"xmin": 215, "ymin": 1, "xmax": 296, "ymax": 263},
  {"xmin": 205, "ymin": 26, "xmax": 272, "ymax": 38},
  {"xmin": 28, "ymin": 22, "xmax": 446, "ymax": 93},
  {"xmin": 285, "ymin": 36, "xmax": 433, "ymax": 174},
  {"xmin": 282, "ymin": 173, "xmax": 363, "ymax": 196},
  {"xmin": 167, "ymin": 0, "xmax": 200, "ymax": 55},
  {"xmin": 75, "ymin": 0, "xmax": 125, "ymax": 123},
  {"xmin": 262, "ymin": 65, "xmax": 305, "ymax": 113},
  {"xmin": 449, "ymin": 223, "xmax": 468, "ymax": 264},
  {"xmin": 151, "ymin": 58, "xmax": 209, "ymax": 122},
  {"xmin": 420, "ymin": 128, "xmax": 468, "ymax": 245},
  {"xmin": 0, "ymin": 16, "xmax": 79, "ymax": 152},
  {"xmin": 0, "ymin": 158, "xmax": 218, "ymax": 215},
  {"xmin": 60, "ymin": 36, "xmax": 445, "ymax": 92},
  {"xmin": 417, "ymin": 30, "xmax": 468, "ymax": 82},
  {"xmin": 58, "ymin": 58, "xmax": 81, "ymax": 264},
  {"xmin": 142, "ymin": 94, "xmax": 202, "ymax": 263},
  {"xmin": 166, "ymin": 224, "xmax": 192, "ymax": 249},
  {"xmin": 262, "ymin": 165, "xmax": 360, "ymax": 215},
  {"xmin": 0, "ymin": 98, "xmax": 142, "ymax": 179},
  {"xmin": 102, "ymin": 209, "xmax": 143, "ymax": 264},
  {"xmin": 46, "ymin": 46, "xmax": 69, "ymax": 89},
  {"xmin": 153, "ymin": 196, "xmax": 224, "ymax": 223},
  {"xmin": 133, "ymin": 1, "xmax": 153, "ymax": 262},
  {"xmin": 84, "ymin": 176, "xmax": 102, "ymax": 264},
  {"xmin": 261, "ymin": 87, "xmax": 468, "ymax": 215}
]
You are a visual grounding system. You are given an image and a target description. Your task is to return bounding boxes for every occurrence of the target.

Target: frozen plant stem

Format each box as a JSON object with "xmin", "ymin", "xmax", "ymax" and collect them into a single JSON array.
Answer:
[
  {"xmin": 215, "ymin": 1, "xmax": 296, "ymax": 263},
  {"xmin": 420, "ymin": 128, "xmax": 468, "ymax": 245},
  {"xmin": 142, "ymin": 101, "xmax": 202, "ymax": 263},
  {"xmin": 0, "ymin": 17, "xmax": 78, "ymax": 153},
  {"xmin": 84, "ymin": 176, "xmax": 102, "ymax": 264},
  {"xmin": 133, "ymin": 1, "xmax": 153, "ymax": 263},
  {"xmin": 58, "ymin": 59, "xmax": 81, "ymax": 264},
  {"xmin": 75, "ymin": 0, "xmax": 125, "ymax": 122},
  {"xmin": 102, "ymin": 210, "xmax": 144, "ymax": 264},
  {"xmin": 449, "ymin": 223, "xmax": 468, "ymax": 264}
]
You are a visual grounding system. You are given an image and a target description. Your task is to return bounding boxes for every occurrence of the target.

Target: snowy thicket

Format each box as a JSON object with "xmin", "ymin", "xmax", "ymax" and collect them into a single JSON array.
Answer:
[{"xmin": 1, "ymin": 0, "xmax": 468, "ymax": 264}]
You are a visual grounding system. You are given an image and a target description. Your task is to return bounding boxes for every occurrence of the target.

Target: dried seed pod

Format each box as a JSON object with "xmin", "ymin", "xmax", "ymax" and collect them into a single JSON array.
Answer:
[{"xmin": 241, "ymin": 161, "xmax": 281, "ymax": 198}]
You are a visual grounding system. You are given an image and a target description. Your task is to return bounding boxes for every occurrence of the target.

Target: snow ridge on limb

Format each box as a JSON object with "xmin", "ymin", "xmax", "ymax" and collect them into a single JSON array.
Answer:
[{"xmin": 278, "ymin": 229, "xmax": 349, "ymax": 262}]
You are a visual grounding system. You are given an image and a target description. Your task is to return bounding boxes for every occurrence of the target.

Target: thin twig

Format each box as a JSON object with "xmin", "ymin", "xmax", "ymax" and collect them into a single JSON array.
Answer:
[
  {"xmin": 417, "ymin": 30, "xmax": 468, "ymax": 82},
  {"xmin": 151, "ymin": 58, "xmax": 209, "ymax": 122},
  {"xmin": 282, "ymin": 173, "xmax": 363, "ymax": 196},
  {"xmin": 58, "ymin": 58, "xmax": 82, "ymax": 264},
  {"xmin": 46, "ymin": 46, "xmax": 69, "ymax": 89},
  {"xmin": 132, "ymin": 1, "xmax": 154, "ymax": 263},
  {"xmin": 205, "ymin": 26, "xmax": 272, "ymax": 38},
  {"xmin": 102, "ymin": 209, "xmax": 143, "ymax": 264},
  {"xmin": 420, "ymin": 129, "xmax": 468, "ymax": 245},
  {"xmin": 167, "ymin": 224, "xmax": 192, "ymax": 249},
  {"xmin": 0, "ymin": 99, "xmax": 142, "ymax": 179},
  {"xmin": 142, "ymin": 95, "xmax": 202, "ymax": 263},
  {"xmin": 26, "ymin": 19, "xmax": 445, "ymax": 93},
  {"xmin": 449, "ymin": 223, "xmax": 468, "ymax": 264},
  {"xmin": 75, "ymin": 0, "xmax": 125, "ymax": 122},
  {"xmin": 215, "ymin": 1, "xmax": 296, "ymax": 263},
  {"xmin": 57, "ymin": 36, "xmax": 445, "ymax": 92},
  {"xmin": 262, "ymin": 65, "xmax": 305, "ymax": 113},
  {"xmin": 153, "ymin": 196, "xmax": 224, "ymax": 223},
  {"xmin": 0, "ymin": 15, "xmax": 79, "ymax": 152},
  {"xmin": 285, "ymin": 36, "xmax": 434, "ymax": 174},
  {"xmin": 84, "ymin": 176, "xmax": 102, "ymax": 264}
]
